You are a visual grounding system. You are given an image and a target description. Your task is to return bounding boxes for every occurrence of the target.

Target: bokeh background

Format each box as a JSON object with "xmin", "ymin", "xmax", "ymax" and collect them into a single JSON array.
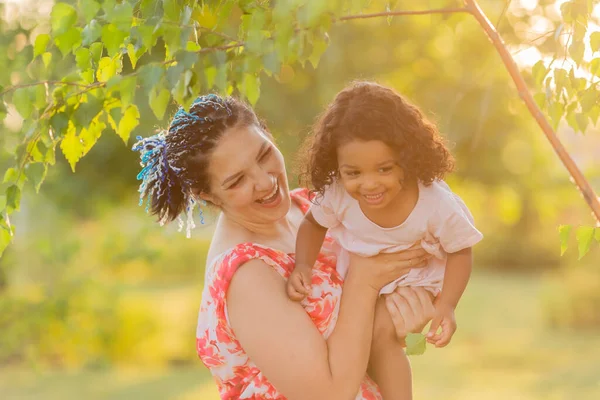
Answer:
[{"xmin": 1, "ymin": 0, "xmax": 599, "ymax": 399}]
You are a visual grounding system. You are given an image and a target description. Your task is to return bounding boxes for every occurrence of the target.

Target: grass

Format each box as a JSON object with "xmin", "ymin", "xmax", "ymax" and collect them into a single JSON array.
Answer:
[{"xmin": 1, "ymin": 270, "xmax": 599, "ymax": 400}]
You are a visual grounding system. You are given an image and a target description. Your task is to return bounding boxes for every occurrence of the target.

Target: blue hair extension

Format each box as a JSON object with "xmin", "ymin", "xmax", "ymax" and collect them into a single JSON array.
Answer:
[
  {"xmin": 132, "ymin": 133, "xmax": 205, "ymax": 238},
  {"xmin": 132, "ymin": 95, "xmax": 233, "ymax": 237}
]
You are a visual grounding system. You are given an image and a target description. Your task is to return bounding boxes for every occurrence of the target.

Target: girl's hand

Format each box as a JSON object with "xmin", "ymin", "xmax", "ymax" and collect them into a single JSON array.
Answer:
[
  {"xmin": 426, "ymin": 301, "xmax": 457, "ymax": 347},
  {"xmin": 348, "ymin": 244, "xmax": 432, "ymax": 292},
  {"xmin": 286, "ymin": 265, "xmax": 312, "ymax": 301},
  {"xmin": 384, "ymin": 286, "xmax": 435, "ymax": 340}
]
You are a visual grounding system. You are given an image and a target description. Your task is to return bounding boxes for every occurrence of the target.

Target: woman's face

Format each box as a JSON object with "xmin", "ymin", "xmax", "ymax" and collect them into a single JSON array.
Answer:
[{"xmin": 201, "ymin": 123, "xmax": 291, "ymax": 225}]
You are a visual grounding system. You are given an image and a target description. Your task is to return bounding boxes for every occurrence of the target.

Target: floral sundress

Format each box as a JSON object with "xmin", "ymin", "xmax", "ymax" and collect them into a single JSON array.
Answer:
[{"xmin": 196, "ymin": 188, "xmax": 382, "ymax": 399}]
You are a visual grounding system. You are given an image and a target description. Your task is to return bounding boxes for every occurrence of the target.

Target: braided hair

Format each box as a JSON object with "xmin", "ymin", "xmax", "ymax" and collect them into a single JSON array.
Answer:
[{"xmin": 132, "ymin": 94, "xmax": 262, "ymax": 236}]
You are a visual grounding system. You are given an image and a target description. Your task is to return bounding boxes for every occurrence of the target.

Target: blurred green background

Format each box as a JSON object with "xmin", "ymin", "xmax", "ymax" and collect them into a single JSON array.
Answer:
[{"xmin": 1, "ymin": 0, "xmax": 600, "ymax": 399}]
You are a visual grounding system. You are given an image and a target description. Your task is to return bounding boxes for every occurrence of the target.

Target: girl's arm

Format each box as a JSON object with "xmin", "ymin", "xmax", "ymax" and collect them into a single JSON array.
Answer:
[
  {"xmin": 294, "ymin": 211, "xmax": 328, "ymax": 271},
  {"xmin": 437, "ymin": 247, "xmax": 472, "ymax": 308},
  {"xmin": 426, "ymin": 247, "xmax": 472, "ymax": 346}
]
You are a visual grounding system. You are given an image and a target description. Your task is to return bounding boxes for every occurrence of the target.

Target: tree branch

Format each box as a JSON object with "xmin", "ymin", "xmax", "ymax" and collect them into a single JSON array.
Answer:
[
  {"xmin": 464, "ymin": 0, "xmax": 600, "ymax": 223},
  {"xmin": 0, "ymin": 81, "xmax": 91, "ymax": 97},
  {"xmin": 339, "ymin": 7, "xmax": 469, "ymax": 22}
]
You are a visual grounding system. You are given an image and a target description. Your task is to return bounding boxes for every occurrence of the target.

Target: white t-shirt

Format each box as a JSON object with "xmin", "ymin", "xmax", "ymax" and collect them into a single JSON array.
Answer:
[{"xmin": 310, "ymin": 180, "xmax": 483, "ymax": 294}]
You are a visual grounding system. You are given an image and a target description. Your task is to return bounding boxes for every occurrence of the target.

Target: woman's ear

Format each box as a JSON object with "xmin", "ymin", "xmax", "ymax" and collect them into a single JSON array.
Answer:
[{"xmin": 197, "ymin": 191, "xmax": 221, "ymax": 207}]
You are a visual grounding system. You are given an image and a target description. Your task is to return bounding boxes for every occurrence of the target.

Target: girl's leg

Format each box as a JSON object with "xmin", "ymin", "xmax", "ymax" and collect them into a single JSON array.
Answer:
[{"xmin": 368, "ymin": 297, "xmax": 412, "ymax": 400}]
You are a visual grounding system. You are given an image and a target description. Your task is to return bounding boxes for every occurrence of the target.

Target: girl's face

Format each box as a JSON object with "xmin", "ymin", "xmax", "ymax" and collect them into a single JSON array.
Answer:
[
  {"xmin": 337, "ymin": 139, "xmax": 405, "ymax": 211},
  {"xmin": 201, "ymin": 123, "xmax": 291, "ymax": 226}
]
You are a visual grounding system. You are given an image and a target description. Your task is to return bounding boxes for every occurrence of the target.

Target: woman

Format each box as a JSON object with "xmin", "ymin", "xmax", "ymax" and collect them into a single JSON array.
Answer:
[{"xmin": 133, "ymin": 94, "xmax": 434, "ymax": 399}]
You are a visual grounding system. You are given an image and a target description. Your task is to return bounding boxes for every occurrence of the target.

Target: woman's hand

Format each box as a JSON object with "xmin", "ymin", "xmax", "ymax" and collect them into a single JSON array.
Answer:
[
  {"xmin": 347, "ymin": 244, "xmax": 431, "ymax": 292},
  {"xmin": 384, "ymin": 287, "xmax": 435, "ymax": 340}
]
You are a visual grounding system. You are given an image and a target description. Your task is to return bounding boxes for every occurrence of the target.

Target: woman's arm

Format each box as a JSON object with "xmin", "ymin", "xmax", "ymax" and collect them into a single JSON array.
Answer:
[
  {"xmin": 228, "ymin": 247, "xmax": 430, "ymax": 400},
  {"xmin": 228, "ymin": 259, "xmax": 378, "ymax": 400}
]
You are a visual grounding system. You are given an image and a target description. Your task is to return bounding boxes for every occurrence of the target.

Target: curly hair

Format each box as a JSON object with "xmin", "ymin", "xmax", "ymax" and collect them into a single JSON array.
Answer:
[
  {"xmin": 133, "ymin": 94, "xmax": 266, "ymax": 227},
  {"xmin": 300, "ymin": 81, "xmax": 454, "ymax": 197}
]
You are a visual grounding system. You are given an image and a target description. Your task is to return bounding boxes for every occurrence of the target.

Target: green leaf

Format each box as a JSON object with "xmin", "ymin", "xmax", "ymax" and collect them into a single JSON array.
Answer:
[
  {"xmin": 44, "ymin": 142, "xmax": 56, "ymax": 165},
  {"xmin": 42, "ymin": 52, "xmax": 53, "ymax": 68},
  {"xmin": 531, "ymin": 60, "xmax": 547, "ymax": 86},
  {"xmin": 51, "ymin": 3, "xmax": 77, "ymax": 36},
  {"xmin": 591, "ymin": 58, "xmax": 600, "ymax": 77},
  {"xmin": 60, "ymin": 124, "xmax": 84, "ymax": 172},
  {"xmin": 175, "ymin": 51, "xmax": 198, "ymax": 70},
  {"xmin": 75, "ymin": 48, "xmax": 92, "ymax": 70},
  {"xmin": 96, "ymin": 56, "xmax": 123, "ymax": 82},
  {"xmin": 73, "ymin": 95, "xmax": 104, "ymax": 127},
  {"xmin": 240, "ymin": 73, "xmax": 260, "ymax": 105},
  {"xmin": 90, "ymin": 42, "xmax": 104, "ymax": 63},
  {"xmin": 105, "ymin": 1, "xmax": 133, "ymax": 31},
  {"xmin": 101, "ymin": 24, "xmax": 128, "ymax": 57},
  {"xmin": 569, "ymin": 41, "xmax": 585, "ymax": 66},
  {"xmin": 80, "ymin": 118, "xmax": 106, "ymax": 155},
  {"xmin": 149, "ymin": 88, "xmax": 170, "ymax": 120},
  {"xmin": 591, "ymin": 31, "xmax": 600, "ymax": 53},
  {"xmin": 82, "ymin": 19, "xmax": 102, "ymax": 46},
  {"xmin": 554, "ymin": 68, "xmax": 568, "ymax": 94},
  {"xmin": 25, "ymin": 163, "xmax": 48, "ymax": 193},
  {"xmin": 12, "ymin": 88, "xmax": 33, "ymax": 119},
  {"xmin": 172, "ymin": 69, "xmax": 193, "ymax": 105},
  {"xmin": 548, "ymin": 101, "xmax": 564, "ymax": 129},
  {"xmin": 533, "ymin": 92, "xmax": 546, "ymax": 108},
  {"xmin": 127, "ymin": 43, "xmax": 147, "ymax": 69},
  {"xmin": 55, "ymin": 27, "xmax": 82, "ymax": 57},
  {"xmin": 308, "ymin": 36, "xmax": 329, "ymax": 69},
  {"xmin": 560, "ymin": 2, "xmax": 573, "ymax": 23},
  {"xmin": 140, "ymin": 64, "xmax": 164, "ymax": 93},
  {"xmin": 405, "ymin": 333, "xmax": 426, "ymax": 356},
  {"xmin": 102, "ymin": 0, "xmax": 117, "ymax": 13},
  {"xmin": 558, "ymin": 224, "xmax": 571, "ymax": 256},
  {"xmin": 35, "ymin": 140, "xmax": 48, "ymax": 162},
  {"xmin": 80, "ymin": 68, "xmax": 95, "ymax": 84},
  {"xmin": 32, "ymin": 86, "xmax": 47, "ymax": 109},
  {"xmin": 119, "ymin": 76, "xmax": 137, "ymax": 110},
  {"xmin": 3, "ymin": 167, "xmax": 25, "ymax": 190},
  {"xmin": 117, "ymin": 104, "xmax": 140, "ymax": 144},
  {"xmin": 204, "ymin": 66, "xmax": 217, "ymax": 88},
  {"xmin": 50, "ymin": 112, "xmax": 70, "ymax": 136},
  {"xmin": 186, "ymin": 41, "xmax": 201, "ymax": 52},
  {"xmin": 579, "ymin": 88, "xmax": 599, "ymax": 113},
  {"xmin": 575, "ymin": 112, "xmax": 589, "ymax": 133},
  {"xmin": 0, "ymin": 195, "xmax": 6, "ymax": 212},
  {"xmin": 34, "ymin": 34, "xmax": 51, "ymax": 58},
  {"xmin": 0, "ymin": 225, "xmax": 11, "ymax": 258},
  {"xmin": 566, "ymin": 109, "xmax": 578, "ymax": 131},
  {"xmin": 131, "ymin": 25, "xmax": 158, "ymax": 53},
  {"xmin": 27, "ymin": 138, "xmax": 45, "ymax": 163},
  {"xmin": 163, "ymin": 25, "xmax": 184, "ymax": 59},
  {"xmin": 6, "ymin": 185, "xmax": 21, "ymax": 213},
  {"xmin": 79, "ymin": 0, "xmax": 101, "ymax": 23},
  {"xmin": 3, "ymin": 168, "xmax": 19, "ymax": 185},
  {"xmin": 163, "ymin": 0, "xmax": 180, "ymax": 21},
  {"xmin": 590, "ymin": 104, "xmax": 600, "ymax": 126},
  {"xmin": 576, "ymin": 226, "xmax": 595, "ymax": 259}
]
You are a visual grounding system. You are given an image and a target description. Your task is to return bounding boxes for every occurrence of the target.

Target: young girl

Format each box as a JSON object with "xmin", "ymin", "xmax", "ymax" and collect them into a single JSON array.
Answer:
[{"xmin": 287, "ymin": 81, "xmax": 483, "ymax": 399}]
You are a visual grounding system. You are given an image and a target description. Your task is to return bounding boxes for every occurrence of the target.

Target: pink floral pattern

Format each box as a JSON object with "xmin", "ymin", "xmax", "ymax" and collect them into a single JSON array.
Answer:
[{"xmin": 197, "ymin": 188, "xmax": 382, "ymax": 399}]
